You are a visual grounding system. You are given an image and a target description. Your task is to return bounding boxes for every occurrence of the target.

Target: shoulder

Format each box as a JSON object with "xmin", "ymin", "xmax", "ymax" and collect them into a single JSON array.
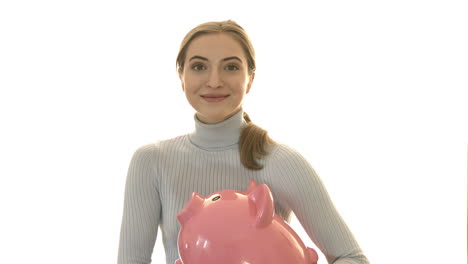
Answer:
[
  {"xmin": 128, "ymin": 142, "xmax": 158, "ymax": 168},
  {"xmin": 131, "ymin": 134, "xmax": 189, "ymax": 160},
  {"xmin": 269, "ymin": 143, "xmax": 312, "ymax": 166},
  {"xmin": 264, "ymin": 143, "xmax": 327, "ymax": 197},
  {"xmin": 265, "ymin": 142, "xmax": 320, "ymax": 177}
]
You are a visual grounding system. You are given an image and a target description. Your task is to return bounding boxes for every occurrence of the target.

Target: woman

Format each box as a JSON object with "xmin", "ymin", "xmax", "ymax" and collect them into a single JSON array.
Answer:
[{"xmin": 117, "ymin": 20, "xmax": 369, "ymax": 264}]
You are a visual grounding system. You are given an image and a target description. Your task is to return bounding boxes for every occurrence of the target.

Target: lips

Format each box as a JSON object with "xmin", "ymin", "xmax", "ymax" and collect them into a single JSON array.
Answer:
[
  {"xmin": 201, "ymin": 94, "xmax": 229, "ymax": 102},
  {"xmin": 201, "ymin": 94, "xmax": 229, "ymax": 98}
]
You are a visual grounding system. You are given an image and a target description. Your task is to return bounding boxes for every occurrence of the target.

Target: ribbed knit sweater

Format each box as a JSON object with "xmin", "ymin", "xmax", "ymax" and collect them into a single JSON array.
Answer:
[{"xmin": 117, "ymin": 109, "xmax": 369, "ymax": 264}]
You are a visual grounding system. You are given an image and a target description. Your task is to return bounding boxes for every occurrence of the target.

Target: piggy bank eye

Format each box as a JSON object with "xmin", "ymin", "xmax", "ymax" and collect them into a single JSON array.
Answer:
[{"xmin": 212, "ymin": 195, "xmax": 221, "ymax": 201}]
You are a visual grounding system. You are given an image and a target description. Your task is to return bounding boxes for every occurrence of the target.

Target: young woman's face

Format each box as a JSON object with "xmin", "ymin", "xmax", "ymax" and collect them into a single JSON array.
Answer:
[{"xmin": 179, "ymin": 33, "xmax": 254, "ymax": 124}]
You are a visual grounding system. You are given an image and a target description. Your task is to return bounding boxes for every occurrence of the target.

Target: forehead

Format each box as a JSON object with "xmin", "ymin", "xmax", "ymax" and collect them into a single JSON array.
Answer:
[{"xmin": 185, "ymin": 33, "xmax": 246, "ymax": 61}]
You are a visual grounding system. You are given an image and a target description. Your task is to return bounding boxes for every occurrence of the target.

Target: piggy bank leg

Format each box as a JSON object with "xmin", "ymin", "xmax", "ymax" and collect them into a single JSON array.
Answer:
[
  {"xmin": 307, "ymin": 247, "xmax": 319, "ymax": 264},
  {"xmin": 175, "ymin": 259, "xmax": 183, "ymax": 264}
]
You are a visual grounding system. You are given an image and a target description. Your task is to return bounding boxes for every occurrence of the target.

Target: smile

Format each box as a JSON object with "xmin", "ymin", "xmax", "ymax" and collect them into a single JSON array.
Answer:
[{"xmin": 201, "ymin": 95, "xmax": 229, "ymax": 102}]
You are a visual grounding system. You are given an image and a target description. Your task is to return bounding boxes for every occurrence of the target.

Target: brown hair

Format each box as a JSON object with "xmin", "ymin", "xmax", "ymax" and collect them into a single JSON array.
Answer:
[{"xmin": 176, "ymin": 20, "xmax": 274, "ymax": 170}]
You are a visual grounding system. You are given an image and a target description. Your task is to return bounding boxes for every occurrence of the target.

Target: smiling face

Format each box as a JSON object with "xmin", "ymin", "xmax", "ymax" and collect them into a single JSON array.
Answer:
[{"xmin": 179, "ymin": 33, "xmax": 255, "ymax": 124}]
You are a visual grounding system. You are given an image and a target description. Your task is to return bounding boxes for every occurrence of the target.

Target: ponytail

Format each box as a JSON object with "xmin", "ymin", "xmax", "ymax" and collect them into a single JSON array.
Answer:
[{"xmin": 239, "ymin": 112, "xmax": 275, "ymax": 170}]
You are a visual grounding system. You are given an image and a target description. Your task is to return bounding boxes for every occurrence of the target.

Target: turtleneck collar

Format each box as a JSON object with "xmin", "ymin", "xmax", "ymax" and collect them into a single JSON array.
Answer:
[{"xmin": 189, "ymin": 109, "xmax": 247, "ymax": 150}]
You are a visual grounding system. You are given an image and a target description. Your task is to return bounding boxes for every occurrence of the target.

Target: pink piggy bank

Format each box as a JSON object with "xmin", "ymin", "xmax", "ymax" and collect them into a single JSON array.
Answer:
[{"xmin": 175, "ymin": 180, "xmax": 318, "ymax": 264}]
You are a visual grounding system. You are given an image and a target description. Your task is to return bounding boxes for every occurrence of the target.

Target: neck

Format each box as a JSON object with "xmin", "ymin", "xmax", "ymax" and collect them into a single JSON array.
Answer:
[{"xmin": 189, "ymin": 109, "xmax": 246, "ymax": 150}]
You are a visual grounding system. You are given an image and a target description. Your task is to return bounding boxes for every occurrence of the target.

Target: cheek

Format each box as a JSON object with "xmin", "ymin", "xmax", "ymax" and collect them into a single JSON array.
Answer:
[
  {"xmin": 236, "ymin": 80, "xmax": 250, "ymax": 92},
  {"xmin": 183, "ymin": 75, "xmax": 204, "ymax": 92},
  {"xmin": 226, "ymin": 76, "xmax": 247, "ymax": 89}
]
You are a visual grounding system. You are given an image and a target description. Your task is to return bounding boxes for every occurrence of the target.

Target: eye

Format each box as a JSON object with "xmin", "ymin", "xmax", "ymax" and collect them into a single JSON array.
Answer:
[
  {"xmin": 212, "ymin": 195, "xmax": 221, "ymax": 201},
  {"xmin": 191, "ymin": 63, "xmax": 206, "ymax": 71},
  {"xmin": 224, "ymin": 64, "xmax": 239, "ymax": 71}
]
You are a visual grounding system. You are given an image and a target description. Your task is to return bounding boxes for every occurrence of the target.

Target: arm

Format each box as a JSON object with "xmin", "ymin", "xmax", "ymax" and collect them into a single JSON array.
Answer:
[
  {"xmin": 270, "ymin": 145, "xmax": 369, "ymax": 264},
  {"xmin": 117, "ymin": 144, "xmax": 162, "ymax": 264}
]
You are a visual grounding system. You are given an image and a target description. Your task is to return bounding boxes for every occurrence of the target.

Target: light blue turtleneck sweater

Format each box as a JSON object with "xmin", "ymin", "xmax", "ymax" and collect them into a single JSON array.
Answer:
[{"xmin": 117, "ymin": 109, "xmax": 369, "ymax": 264}]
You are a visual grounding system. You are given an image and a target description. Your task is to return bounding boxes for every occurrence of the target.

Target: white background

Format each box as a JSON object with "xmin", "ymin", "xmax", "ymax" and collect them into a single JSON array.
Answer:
[{"xmin": 0, "ymin": 0, "xmax": 467, "ymax": 263}]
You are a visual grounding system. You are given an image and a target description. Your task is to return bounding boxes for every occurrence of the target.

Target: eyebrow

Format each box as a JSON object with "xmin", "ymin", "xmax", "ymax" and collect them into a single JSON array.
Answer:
[{"xmin": 188, "ymin": 55, "xmax": 243, "ymax": 63}]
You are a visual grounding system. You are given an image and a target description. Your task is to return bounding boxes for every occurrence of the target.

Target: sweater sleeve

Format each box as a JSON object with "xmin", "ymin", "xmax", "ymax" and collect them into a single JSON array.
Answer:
[
  {"xmin": 269, "ymin": 145, "xmax": 369, "ymax": 264},
  {"xmin": 117, "ymin": 144, "xmax": 162, "ymax": 264}
]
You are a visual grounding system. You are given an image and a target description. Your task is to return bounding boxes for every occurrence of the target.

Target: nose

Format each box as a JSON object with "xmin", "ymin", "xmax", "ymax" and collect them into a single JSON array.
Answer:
[{"xmin": 206, "ymin": 68, "xmax": 223, "ymax": 88}]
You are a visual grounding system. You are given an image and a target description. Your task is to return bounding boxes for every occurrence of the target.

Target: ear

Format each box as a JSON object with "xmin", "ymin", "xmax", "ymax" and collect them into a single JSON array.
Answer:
[
  {"xmin": 248, "ymin": 183, "xmax": 274, "ymax": 228},
  {"xmin": 245, "ymin": 179, "xmax": 257, "ymax": 194},
  {"xmin": 246, "ymin": 72, "xmax": 255, "ymax": 94},
  {"xmin": 179, "ymin": 71, "xmax": 185, "ymax": 92},
  {"xmin": 177, "ymin": 192, "xmax": 205, "ymax": 225}
]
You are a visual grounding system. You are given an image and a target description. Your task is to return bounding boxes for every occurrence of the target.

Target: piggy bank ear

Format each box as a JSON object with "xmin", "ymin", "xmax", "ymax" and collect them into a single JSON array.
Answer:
[
  {"xmin": 177, "ymin": 192, "xmax": 205, "ymax": 225},
  {"xmin": 245, "ymin": 179, "xmax": 257, "ymax": 194},
  {"xmin": 248, "ymin": 184, "xmax": 274, "ymax": 228}
]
